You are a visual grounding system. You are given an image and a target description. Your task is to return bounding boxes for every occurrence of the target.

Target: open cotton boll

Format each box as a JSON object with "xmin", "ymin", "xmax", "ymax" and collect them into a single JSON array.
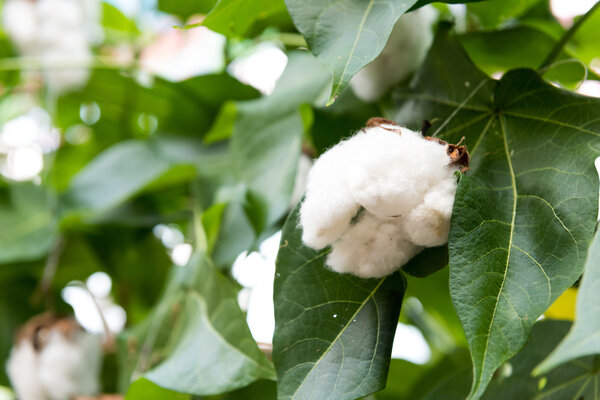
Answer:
[
  {"xmin": 405, "ymin": 178, "xmax": 457, "ymax": 247},
  {"xmin": 299, "ymin": 118, "xmax": 468, "ymax": 278},
  {"xmin": 349, "ymin": 6, "xmax": 437, "ymax": 102},
  {"xmin": 327, "ymin": 212, "xmax": 422, "ymax": 278},
  {"xmin": 300, "ymin": 141, "xmax": 362, "ymax": 249},
  {"xmin": 6, "ymin": 315, "xmax": 102, "ymax": 400},
  {"xmin": 38, "ymin": 330, "xmax": 102, "ymax": 400},
  {"xmin": 346, "ymin": 126, "xmax": 453, "ymax": 219}
]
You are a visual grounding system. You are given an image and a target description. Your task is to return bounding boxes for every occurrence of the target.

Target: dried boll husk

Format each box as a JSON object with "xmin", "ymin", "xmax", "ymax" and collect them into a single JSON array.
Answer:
[{"xmin": 299, "ymin": 117, "xmax": 468, "ymax": 278}]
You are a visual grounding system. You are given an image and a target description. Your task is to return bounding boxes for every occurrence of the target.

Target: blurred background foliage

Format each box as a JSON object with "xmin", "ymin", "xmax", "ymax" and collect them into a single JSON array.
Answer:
[{"xmin": 0, "ymin": 0, "xmax": 596, "ymax": 399}]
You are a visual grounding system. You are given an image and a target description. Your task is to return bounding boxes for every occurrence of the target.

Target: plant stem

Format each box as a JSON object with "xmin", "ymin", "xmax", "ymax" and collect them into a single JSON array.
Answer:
[
  {"xmin": 539, "ymin": 1, "xmax": 600, "ymax": 70},
  {"xmin": 0, "ymin": 56, "xmax": 136, "ymax": 72}
]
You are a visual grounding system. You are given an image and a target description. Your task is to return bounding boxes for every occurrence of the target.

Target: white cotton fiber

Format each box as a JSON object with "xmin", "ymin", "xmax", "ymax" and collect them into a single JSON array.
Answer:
[
  {"xmin": 299, "ymin": 121, "xmax": 465, "ymax": 278},
  {"xmin": 327, "ymin": 212, "xmax": 422, "ymax": 278},
  {"xmin": 6, "ymin": 317, "xmax": 102, "ymax": 400},
  {"xmin": 300, "ymin": 140, "xmax": 362, "ymax": 249}
]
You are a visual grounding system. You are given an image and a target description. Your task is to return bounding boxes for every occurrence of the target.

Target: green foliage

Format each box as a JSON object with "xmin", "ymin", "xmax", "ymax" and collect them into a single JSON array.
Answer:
[
  {"xmin": 3, "ymin": 1, "xmax": 600, "ymax": 400},
  {"xmin": 122, "ymin": 253, "xmax": 274, "ymax": 396},
  {"xmin": 273, "ymin": 206, "xmax": 407, "ymax": 400},
  {"xmin": 392, "ymin": 25, "xmax": 600, "ymax": 399},
  {"xmin": 203, "ymin": 0, "xmax": 290, "ymax": 37},
  {"xmin": 535, "ymin": 227, "xmax": 600, "ymax": 375}
]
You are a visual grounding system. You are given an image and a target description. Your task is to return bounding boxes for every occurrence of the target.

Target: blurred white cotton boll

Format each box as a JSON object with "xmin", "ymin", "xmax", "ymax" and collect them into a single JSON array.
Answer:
[
  {"xmin": 232, "ymin": 231, "xmax": 281, "ymax": 344},
  {"xmin": 1, "ymin": 1, "xmax": 38, "ymax": 51},
  {"xmin": 140, "ymin": 18, "xmax": 226, "ymax": 81},
  {"xmin": 2, "ymin": 0, "xmax": 99, "ymax": 93},
  {"xmin": 228, "ymin": 42, "xmax": 288, "ymax": 95},
  {"xmin": 350, "ymin": 6, "xmax": 437, "ymax": 102},
  {"xmin": 7, "ymin": 315, "xmax": 102, "ymax": 400}
]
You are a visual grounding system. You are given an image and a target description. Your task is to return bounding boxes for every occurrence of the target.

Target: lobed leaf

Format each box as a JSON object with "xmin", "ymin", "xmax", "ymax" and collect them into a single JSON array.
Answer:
[{"xmin": 393, "ymin": 26, "xmax": 600, "ymax": 400}]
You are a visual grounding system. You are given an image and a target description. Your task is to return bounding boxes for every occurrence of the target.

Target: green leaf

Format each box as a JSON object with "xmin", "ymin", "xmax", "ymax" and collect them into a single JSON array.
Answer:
[
  {"xmin": 420, "ymin": 321, "xmax": 600, "ymax": 400},
  {"xmin": 231, "ymin": 51, "xmax": 331, "ymax": 228},
  {"xmin": 126, "ymin": 378, "xmax": 190, "ymax": 400},
  {"xmin": 535, "ymin": 227, "xmax": 600, "ymax": 375},
  {"xmin": 123, "ymin": 253, "xmax": 275, "ymax": 395},
  {"xmin": 102, "ymin": 3, "xmax": 139, "ymax": 35},
  {"xmin": 61, "ymin": 137, "xmax": 228, "ymax": 219},
  {"xmin": 392, "ymin": 27, "xmax": 600, "ymax": 400},
  {"xmin": 466, "ymin": 0, "xmax": 541, "ymax": 28},
  {"xmin": 0, "ymin": 185, "xmax": 57, "ymax": 263},
  {"xmin": 273, "ymin": 206, "xmax": 407, "ymax": 400},
  {"xmin": 459, "ymin": 25, "xmax": 587, "ymax": 87},
  {"xmin": 285, "ymin": 0, "xmax": 418, "ymax": 103},
  {"xmin": 203, "ymin": 0, "xmax": 288, "ymax": 37},
  {"xmin": 158, "ymin": 0, "xmax": 217, "ymax": 19}
]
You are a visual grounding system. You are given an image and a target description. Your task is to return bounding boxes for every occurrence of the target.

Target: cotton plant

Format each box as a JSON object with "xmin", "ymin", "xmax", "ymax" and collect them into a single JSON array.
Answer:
[
  {"xmin": 6, "ymin": 314, "xmax": 103, "ymax": 400},
  {"xmin": 2, "ymin": 0, "xmax": 101, "ymax": 93},
  {"xmin": 300, "ymin": 118, "xmax": 468, "ymax": 278}
]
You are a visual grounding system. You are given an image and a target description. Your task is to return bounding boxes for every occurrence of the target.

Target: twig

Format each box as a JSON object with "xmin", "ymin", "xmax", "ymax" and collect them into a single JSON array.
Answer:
[
  {"xmin": 34, "ymin": 235, "xmax": 66, "ymax": 309},
  {"xmin": 539, "ymin": 1, "xmax": 600, "ymax": 70}
]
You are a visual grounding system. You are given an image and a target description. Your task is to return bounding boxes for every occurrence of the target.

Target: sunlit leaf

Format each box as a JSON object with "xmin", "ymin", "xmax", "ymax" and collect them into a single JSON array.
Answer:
[{"xmin": 203, "ymin": 0, "xmax": 289, "ymax": 37}]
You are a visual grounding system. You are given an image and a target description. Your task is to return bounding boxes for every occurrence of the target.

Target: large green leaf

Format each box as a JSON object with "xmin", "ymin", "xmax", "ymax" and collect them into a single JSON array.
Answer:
[
  {"xmin": 273, "ymin": 206, "xmax": 407, "ymax": 400},
  {"xmin": 0, "ymin": 185, "xmax": 57, "ymax": 263},
  {"xmin": 285, "ymin": 0, "xmax": 418, "ymax": 103},
  {"xmin": 121, "ymin": 253, "xmax": 275, "ymax": 395},
  {"xmin": 421, "ymin": 321, "xmax": 600, "ymax": 400},
  {"xmin": 230, "ymin": 51, "xmax": 331, "ymax": 228},
  {"xmin": 392, "ymin": 27, "xmax": 600, "ymax": 400},
  {"xmin": 285, "ymin": 0, "xmax": 486, "ymax": 103},
  {"xmin": 203, "ymin": 0, "xmax": 289, "ymax": 37},
  {"xmin": 535, "ymin": 227, "xmax": 600, "ymax": 375},
  {"xmin": 61, "ymin": 137, "xmax": 228, "ymax": 219}
]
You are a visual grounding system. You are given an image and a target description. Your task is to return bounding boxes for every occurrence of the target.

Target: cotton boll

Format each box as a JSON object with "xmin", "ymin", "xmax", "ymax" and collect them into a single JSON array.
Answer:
[
  {"xmin": 37, "ymin": 0, "xmax": 85, "ymax": 29},
  {"xmin": 6, "ymin": 341, "xmax": 47, "ymax": 400},
  {"xmin": 2, "ymin": 0, "xmax": 38, "ymax": 52},
  {"xmin": 300, "ymin": 141, "xmax": 362, "ymax": 249},
  {"xmin": 6, "ymin": 315, "xmax": 102, "ymax": 400},
  {"xmin": 299, "ymin": 118, "xmax": 467, "ymax": 278},
  {"xmin": 327, "ymin": 212, "xmax": 422, "ymax": 278},
  {"xmin": 405, "ymin": 178, "xmax": 457, "ymax": 247},
  {"xmin": 346, "ymin": 126, "xmax": 451, "ymax": 218},
  {"xmin": 38, "ymin": 330, "xmax": 102, "ymax": 400},
  {"xmin": 350, "ymin": 6, "xmax": 437, "ymax": 102}
]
